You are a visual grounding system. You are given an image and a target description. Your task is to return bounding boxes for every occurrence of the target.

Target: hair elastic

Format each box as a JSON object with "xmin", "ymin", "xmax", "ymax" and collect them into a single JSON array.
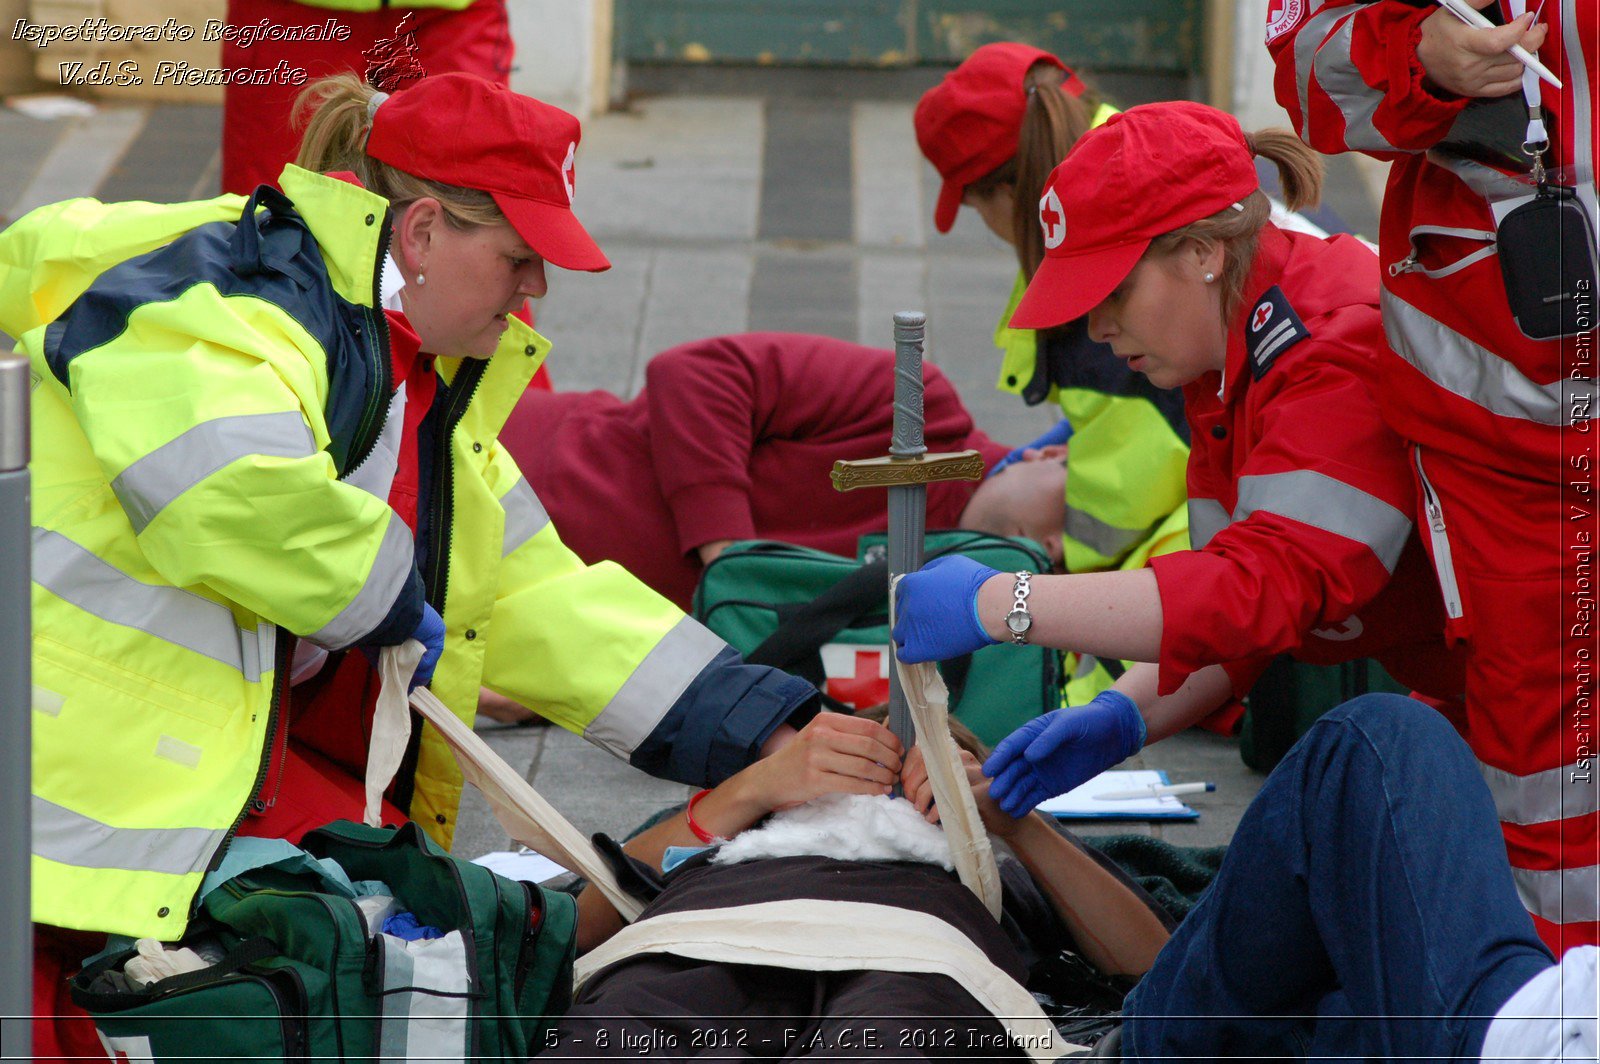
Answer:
[{"xmin": 366, "ymin": 91, "xmax": 390, "ymax": 120}]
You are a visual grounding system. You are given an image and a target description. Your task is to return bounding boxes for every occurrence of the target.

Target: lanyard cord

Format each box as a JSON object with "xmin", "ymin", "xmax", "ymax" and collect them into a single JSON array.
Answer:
[{"xmin": 1508, "ymin": 0, "xmax": 1551, "ymax": 186}]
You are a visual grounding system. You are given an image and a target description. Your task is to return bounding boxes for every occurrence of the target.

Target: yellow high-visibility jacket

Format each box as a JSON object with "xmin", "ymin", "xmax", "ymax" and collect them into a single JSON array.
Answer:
[{"xmin": 2, "ymin": 166, "xmax": 812, "ymax": 940}]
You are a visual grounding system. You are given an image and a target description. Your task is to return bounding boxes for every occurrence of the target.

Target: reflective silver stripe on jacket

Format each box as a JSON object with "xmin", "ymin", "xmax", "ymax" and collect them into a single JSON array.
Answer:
[
  {"xmin": 376, "ymin": 931, "xmax": 471, "ymax": 1062},
  {"xmin": 306, "ymin": 512, "xmax": 415, "ymax": 650},
  {"xmin": 1564, "ymin": 0, "xmax": 1600, "ymax": 248},
  {"xmin": 585, "ymin": 616, "xmax": 726, "ymax": 761},
  {"xmin": 112, "ymin": 411, "xmax": 317, "ymax": 533},
  {"xmin": 32, "ymin": 527, "xmax": 274, "ymax": 681},
  {"xmin": 1187, "ymin": 498, "xmax": 1230, "ymax": 549},
  {"xmin": 1512, "ymin": 864, "xmax": 1600, "ymax": 925},
  {"xmin": 1233, "ymin": 470, "xmax": 1411, "ymax": 573},
  {"xmin": 1062, "ymin": 504, "xmax": 1155, "ymax": 560},
  {"xmin": 1310, "ymin": 13, "xmax": 1398, "ymax": 153},
  {"xmin": 1383, "ymin": 291, "xmax": 1598, "ymax": 426},
  {"xmin": 1295, "ymin": 6, "xmax": 1377, "ymax": 148},
  {"xmin": 1424, "ymin": 153, "xmax": 1536, "ymax": 207},
  {"xmin": 33, "ymin": 794, "xmax": 226, "ymax": 876},
  {"xmin": 500, "ymin": 476, "xmax": 551, "ymax": 558},
  {"xmin": 1481, "ymin": 759, "xmax": 1600, "ymax": 826}
]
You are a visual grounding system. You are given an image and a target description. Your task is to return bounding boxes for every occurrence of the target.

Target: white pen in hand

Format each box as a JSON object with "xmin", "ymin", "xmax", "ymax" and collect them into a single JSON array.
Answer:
[
  {"xmin": 1094, "ymin": 781, "xmax": 1217, "ymax": 801},
  {"xmin": 1432, "ymin": 0, "xmax": 1563, "ymax": 89}
]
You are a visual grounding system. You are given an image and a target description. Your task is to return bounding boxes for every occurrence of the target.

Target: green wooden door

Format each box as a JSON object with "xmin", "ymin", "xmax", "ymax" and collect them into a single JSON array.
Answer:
[{"xmin": 618, "ymin": 0, "xmax": 1203, "ymax": 76}]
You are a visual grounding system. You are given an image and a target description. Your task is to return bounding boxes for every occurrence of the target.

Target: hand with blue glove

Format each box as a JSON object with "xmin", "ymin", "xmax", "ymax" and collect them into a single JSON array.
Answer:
[
  {"xmin": 892, "ymin": 554, "xmax": 1003, "ymax": 663},
  {"xmin": 409, "ymin": 603, "xmax": 445, "ymax": 691},
  {"xmin": 982, "ymin": 690, "xmax": 1146, "ymax": 818},
  {"xmin": 987, "ymin": 418, "xmax": 1073, "ymax": 479}
]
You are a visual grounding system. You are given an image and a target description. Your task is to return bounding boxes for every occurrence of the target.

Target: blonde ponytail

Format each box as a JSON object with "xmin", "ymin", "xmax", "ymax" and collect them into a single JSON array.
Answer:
[{"xmin": 292, "ymin": 74, "xmax": 504, "ymax": 230}]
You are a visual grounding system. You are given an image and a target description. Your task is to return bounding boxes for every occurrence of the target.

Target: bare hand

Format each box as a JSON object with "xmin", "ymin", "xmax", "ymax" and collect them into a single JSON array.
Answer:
[
  {"xmin": 750, "ymin": 712, "xmax": 904, "ymax": 812},
  {"xmin": 697, "ymin": 539, "xmax": 734, "ymax": 566},
  {"xmin": 1417, "ymin": 0, "xmax": 1548, "ymax": 98},
  {"xmin": 901, "ymin": 745, "xmax": 1028, "ymax": 839}
]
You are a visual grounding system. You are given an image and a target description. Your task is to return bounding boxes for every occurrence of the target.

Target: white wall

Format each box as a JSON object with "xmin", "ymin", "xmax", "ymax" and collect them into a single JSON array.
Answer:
[
  {"xmin": 508, "ymin": 0, "xmax": 612, "ymax": 118},
  {"xmin": 1230, "ymin": 0, "xmax": 1295, "ymax": 130}
]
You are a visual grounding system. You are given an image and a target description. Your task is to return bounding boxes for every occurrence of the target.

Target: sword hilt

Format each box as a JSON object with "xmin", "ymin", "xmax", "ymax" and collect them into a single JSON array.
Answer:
[{"xmin": 891, "ymin": 311, "xmax": 926, "ymax": 460}]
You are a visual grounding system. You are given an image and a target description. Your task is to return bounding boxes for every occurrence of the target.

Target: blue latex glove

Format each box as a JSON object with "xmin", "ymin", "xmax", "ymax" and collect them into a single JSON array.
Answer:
[
  {"xmin": 892, "ymin": 554, "xmax": 1002, "ymax": 664},
  {"xmin": 410, "ymin": 603, "xmax": 445, "ymax": 690},
  {"xmin": 987, "ymin": 418, "xmax": 1073, "ymax": 479},
  {"xmin": 983, "ymin": 690, "xmax": 1147, "ymax": 818}
]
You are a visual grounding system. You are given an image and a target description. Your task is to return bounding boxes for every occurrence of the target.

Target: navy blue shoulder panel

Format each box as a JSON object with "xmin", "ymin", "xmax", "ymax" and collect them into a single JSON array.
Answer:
[
  {"xmin": 630, "ymin": 646, "xmax": 821, "ymax": 787},
  {"xmin": 42, "ymin": 188, "xmax": 382, "ymax": 474}
]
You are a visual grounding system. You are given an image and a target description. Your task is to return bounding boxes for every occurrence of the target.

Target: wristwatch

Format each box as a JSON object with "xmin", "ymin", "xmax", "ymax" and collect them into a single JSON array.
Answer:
[{"xmin": 1004, "ymin": 571, "xmax": 1033, "ymax": 645}]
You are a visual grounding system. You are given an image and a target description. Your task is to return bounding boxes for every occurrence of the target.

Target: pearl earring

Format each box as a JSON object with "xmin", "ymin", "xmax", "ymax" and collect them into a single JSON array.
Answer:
[
  {"xmin": 1203, "ymin": 272, "xmax": 1216, "ymax": 283},
  {"xmin": 417, "ymin": 273, "xmax": 426, "ymax": 286}
]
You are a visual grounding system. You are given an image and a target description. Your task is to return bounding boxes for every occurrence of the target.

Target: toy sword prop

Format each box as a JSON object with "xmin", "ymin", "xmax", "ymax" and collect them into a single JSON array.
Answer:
[{"xmin": 831, "ymin": 312, "xmax": 983, "ymax": 752}]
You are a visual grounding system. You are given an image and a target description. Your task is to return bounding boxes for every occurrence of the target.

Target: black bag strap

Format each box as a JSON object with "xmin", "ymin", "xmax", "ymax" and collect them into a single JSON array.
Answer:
[
  {"xmin": 746, "ymin": 559, "xmax": 889, "ymax": 670},
  {"xmin": 71, "ymin": 935, "xmax": 282, "ymax": 1010}
]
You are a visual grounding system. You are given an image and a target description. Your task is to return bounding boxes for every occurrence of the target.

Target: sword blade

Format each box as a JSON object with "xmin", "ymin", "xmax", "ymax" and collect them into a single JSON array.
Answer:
[{"xmin": 886, "ymin": 311, "xmax": 929, "ymax": 757}]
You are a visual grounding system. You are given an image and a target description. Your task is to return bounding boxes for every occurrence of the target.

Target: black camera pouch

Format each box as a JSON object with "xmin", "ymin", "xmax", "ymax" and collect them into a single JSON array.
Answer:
[{"xmin": 1497, "ymin": 184, "xmax": 1598, "ymax": 340}]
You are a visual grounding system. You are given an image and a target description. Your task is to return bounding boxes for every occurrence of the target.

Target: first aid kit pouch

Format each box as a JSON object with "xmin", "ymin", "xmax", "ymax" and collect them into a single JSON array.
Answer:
[
  {"xmin": 71, "ymin": 820, "xmax": 577, "ymax": 1063},
  {"xmin": 693, "ymin": 530, "xmax": 1061, "ymax": 746}
]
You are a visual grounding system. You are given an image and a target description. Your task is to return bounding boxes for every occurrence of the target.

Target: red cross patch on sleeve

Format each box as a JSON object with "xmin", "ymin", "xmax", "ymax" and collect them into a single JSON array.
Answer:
[{"xmin": 1245, "ymin": 285, "xmax": 1310, "ymax": 380}]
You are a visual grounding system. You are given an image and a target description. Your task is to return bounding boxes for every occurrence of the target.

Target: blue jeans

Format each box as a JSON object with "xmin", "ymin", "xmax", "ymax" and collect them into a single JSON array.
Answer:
[{"xmin": 1124, "ymin": 694, "xmax": 1554, "ymax": 1061}]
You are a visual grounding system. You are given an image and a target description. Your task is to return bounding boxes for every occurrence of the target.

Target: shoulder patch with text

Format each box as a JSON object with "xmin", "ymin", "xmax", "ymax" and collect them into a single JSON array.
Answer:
[
  {"xmin": 1265, "ymin": 0, "xmax": 1307, "ymax": 44},
  {"xmin": 1246, "ymin": 286, "xmax": 1310, "ymax": 380}
]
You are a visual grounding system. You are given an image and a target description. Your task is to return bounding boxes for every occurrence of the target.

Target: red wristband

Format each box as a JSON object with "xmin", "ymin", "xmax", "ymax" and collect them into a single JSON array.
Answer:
[{"xmin": 685, "ymin": 788, "xmax": 725, "ymax": 845}]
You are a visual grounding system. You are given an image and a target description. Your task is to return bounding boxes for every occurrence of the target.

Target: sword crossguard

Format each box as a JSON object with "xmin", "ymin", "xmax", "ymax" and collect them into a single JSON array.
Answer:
[{"xmin": 830, "ymin": 450, "xmax": 986, "ymax": 492}]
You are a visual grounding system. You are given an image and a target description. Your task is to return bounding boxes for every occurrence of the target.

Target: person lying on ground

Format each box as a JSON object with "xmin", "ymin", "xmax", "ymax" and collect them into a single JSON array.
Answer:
[
  {"xmin": 495, "ymin": 331, "xmax": 1066, "ymax": 613},
  {"xmin": 910, "ymin": 694, "xmax": 1595, "ymax": 1062},
  {"xmin": 555, "ymin": 708, "xmax": 1171, "ymax": 1057}
]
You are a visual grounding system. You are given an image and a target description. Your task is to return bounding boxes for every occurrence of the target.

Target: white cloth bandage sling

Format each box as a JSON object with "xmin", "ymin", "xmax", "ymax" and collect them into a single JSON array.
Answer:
[
  {"xmin": 404, "ymin": 688, "xmax": 645, "ymax": 921},
  {"xmin": 362, "ymin": 661, "xmax": 644, "ymax": 920},
  {"xmin": 890, "ymin": 575, "xmax": 1004, "ymax": 919},
  {"xmin": 573, "ymin": 899, "xmax": 1081, "ymax": 1062},
  {"xmin": 366, "ymin": 640, "xmax": 424, "ymax": 828}
]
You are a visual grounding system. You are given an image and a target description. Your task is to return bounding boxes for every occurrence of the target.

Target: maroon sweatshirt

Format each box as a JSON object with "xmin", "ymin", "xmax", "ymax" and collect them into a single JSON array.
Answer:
[{"xmin": 498, "ymin": 333, "xmax": 1008, "ymax": 610}]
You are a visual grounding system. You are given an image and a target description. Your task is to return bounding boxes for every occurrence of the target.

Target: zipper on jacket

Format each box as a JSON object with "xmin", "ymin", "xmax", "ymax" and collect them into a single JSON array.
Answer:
[
  {"xmin": 200, "ymin": 630, "xmax": 292, "ymax": 907},
  {"xmin": 341, "ymin": 213, "xmax": 396, "ymax": 477},
  {"xmin": 1413, "ymin": 449, "xmax": 1464, "ymax": 620},
  {"xmin": 393, "ymin": 357, "xmax": 488, "ymax": 814}
]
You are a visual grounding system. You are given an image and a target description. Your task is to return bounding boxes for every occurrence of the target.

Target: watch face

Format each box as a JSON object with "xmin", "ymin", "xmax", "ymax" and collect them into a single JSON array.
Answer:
[{"xmin": 1005, "ymin": 610, "xmax": 1031, "ymax": 635}]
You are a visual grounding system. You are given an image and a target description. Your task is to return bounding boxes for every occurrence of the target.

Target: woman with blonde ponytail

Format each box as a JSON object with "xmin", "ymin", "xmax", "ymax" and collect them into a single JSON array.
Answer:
[
  {"xmin": 895, "ymin": 102, "xmax": 1463, "ymax": 819},
  {"xmin": 915, "ymin": 45, "xmax": 1196, "ymax": 712},
  {"xmin": 2, "ymin": 70, "xmax": 822, "ymax": 1058}
]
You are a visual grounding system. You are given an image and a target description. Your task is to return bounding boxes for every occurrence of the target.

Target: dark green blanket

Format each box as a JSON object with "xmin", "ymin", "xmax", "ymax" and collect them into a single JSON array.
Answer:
[{"xmin": 1083, "ymin": 834, "xmax": 1227, "ymax": 922}]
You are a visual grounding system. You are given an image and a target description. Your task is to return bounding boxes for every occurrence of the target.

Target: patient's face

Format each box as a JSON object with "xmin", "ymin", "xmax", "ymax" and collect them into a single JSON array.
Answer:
[{"xmin": 959, "ymin": 452, "xmax": 1067, "ymax": 568}]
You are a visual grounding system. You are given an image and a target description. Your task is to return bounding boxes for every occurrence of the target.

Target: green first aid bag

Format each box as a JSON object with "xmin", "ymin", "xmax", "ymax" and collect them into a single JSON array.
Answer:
[
  {"xmin": 72, "ymin": 820, "xmax": 577, "ymax": 1063},
  {"xmin": 1239, "ymin": 655, "xmax": 1409, "ymax": 772},
  {"xmin": 693, "ymin": 531, "xmax": 1062, "ymax": 747}
]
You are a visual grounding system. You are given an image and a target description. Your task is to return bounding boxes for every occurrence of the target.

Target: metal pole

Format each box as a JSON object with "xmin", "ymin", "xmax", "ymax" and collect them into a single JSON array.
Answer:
[
  {"xmin": 0, "ymin": 355, "xmax": 31, "ymax": 1062},
  {"xmin": 885, "ymin": 312, "xmax": 927, "ymax": 756}
]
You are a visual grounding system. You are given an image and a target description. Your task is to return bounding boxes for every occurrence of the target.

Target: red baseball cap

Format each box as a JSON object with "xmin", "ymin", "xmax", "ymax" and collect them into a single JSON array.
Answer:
[
  {"xmin": 1009, "ymin": 101, "xmax": 1259, "ymax": 330},
  {"xmin": 365, "ymin": 73, "xmax": 610, "ymax": 272},
  {"xmin": 914, "ymin": 43, "xmax": 1085, "ymax": 234}
]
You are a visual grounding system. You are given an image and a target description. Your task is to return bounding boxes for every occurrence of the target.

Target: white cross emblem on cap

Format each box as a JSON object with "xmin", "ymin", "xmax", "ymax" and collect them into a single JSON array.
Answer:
[
  {"xmin": 1039, "ymin": 188, "xmax": 1066, "ymax": 250},
  {"xmin": 561, "ymin": 142, "xmax": 576, "ymax": 203}
]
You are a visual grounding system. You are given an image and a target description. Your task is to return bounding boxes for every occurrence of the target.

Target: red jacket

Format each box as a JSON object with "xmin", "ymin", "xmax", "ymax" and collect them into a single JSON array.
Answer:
[
  {"xmin": 1268, "ymin": 0, "xmax": 1597, "ymax": 481},
  {"xmin": 1150, "ymin": 227, "xmax": 1464, "ymax": 698},
  {"xmin": 498, "ymin": 333, "xmax": 1009, "ymax": 611}
]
